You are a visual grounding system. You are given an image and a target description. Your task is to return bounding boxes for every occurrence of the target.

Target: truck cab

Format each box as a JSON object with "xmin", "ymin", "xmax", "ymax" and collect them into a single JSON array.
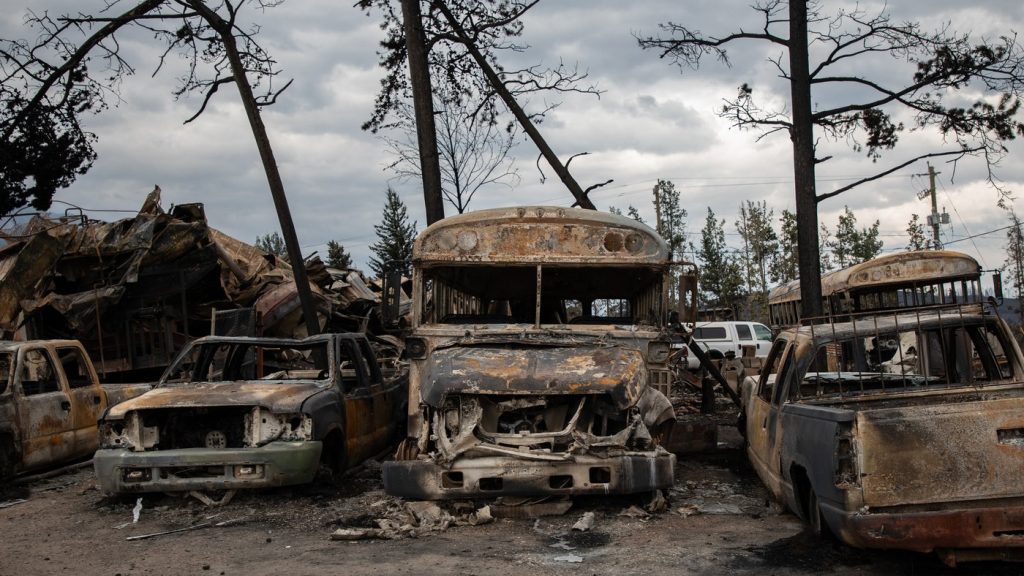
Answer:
[
  {"xmin": 0, "ymin": 340, "xmax": 113, "ymax": 478},
  {"xmin": 93, "ymin": 333, "xmax": 406, "ymax": 493}
]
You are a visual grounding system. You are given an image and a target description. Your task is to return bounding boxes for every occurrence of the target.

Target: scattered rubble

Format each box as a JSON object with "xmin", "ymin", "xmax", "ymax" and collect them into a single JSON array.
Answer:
[
  {"xmin": 329, "ymin": 500, "xmax": 493, "ymax": 541},
  {"xmin": 571, "ymin": 511, "xmax": 595, "ymax": 532}
]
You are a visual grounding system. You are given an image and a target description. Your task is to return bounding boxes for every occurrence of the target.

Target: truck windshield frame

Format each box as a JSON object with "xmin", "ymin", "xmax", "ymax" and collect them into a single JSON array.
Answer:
[{"xmin": 160, "ymin": 339, "xmax": 334, "ymax": 386}]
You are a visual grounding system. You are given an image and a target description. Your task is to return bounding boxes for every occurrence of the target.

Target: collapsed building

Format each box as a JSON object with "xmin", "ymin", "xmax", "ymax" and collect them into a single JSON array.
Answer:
[{"xmin": 0, "ymin": 188, "xmax": 403, "ymax": 383}]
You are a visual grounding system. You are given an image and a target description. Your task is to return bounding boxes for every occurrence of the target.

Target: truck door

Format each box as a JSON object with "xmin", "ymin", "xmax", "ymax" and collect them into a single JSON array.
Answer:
[
  {"xmin": 15, "ymin": 346, "xmax": 77, "ymax": 471},
  {"xmin": 752, "ymin": 323, "xmax": 774, "ymax": 357},
  {"xmin": 356, "ymin": 339, "xmax": 391, "ymax": 451},
  {"xmin": 746, "ymin": 338, "xmax": 794, "ymax": 499},
  {"xmin": 55, "ymin": 345, "xmax": 104, "ymax": 458},
  {"xmin": 736, "ymin": 323, "xmax": 756, "ymax": 356},
  {"xmin": 338, "ymin": 338, "xmax": 374, "ymax": 465}
]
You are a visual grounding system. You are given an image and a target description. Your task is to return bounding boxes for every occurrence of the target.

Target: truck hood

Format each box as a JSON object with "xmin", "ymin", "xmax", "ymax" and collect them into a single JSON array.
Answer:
[
  {"xmin": 104, "ymin": 382, "xmax": 323, "ymax": 418},
  {"xmin": 421, "ymin": 344, "xmax": 646, "ymax": 409}
]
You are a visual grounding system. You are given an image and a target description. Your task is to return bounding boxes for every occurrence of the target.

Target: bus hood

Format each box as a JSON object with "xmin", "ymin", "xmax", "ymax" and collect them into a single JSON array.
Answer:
[{"xmin": 421, "ymin": 344, "xmax": 647, "ymax": 409}]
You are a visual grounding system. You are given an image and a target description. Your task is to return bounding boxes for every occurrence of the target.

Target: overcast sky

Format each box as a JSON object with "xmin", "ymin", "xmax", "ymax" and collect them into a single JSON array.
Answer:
[{"xmin": 3, "ymin": 0, "xmax": 1023, "ymax": 292}]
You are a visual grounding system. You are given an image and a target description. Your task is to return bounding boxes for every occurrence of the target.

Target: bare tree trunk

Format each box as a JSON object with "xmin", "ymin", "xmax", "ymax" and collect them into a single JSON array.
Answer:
[
  {"xmin": 402, "ymin": 0, "xmax": 445, "ymax": 225},
  {"xmin": 189, "ymin": 1, "xmax": 320, "ymax": 335},
  {"xmin": 788, "ymin": 0, "xmax": 823, "ymax": 320},
  {"xmin": 434, "ymin": 1, "xmax": 596, "ymax": 210}
]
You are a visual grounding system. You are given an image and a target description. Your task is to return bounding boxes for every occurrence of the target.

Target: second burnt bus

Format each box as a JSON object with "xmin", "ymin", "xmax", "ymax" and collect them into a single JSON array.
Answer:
[{"xmin": 383, "ymin": 206, "xmax": 682, "ymax": 499}]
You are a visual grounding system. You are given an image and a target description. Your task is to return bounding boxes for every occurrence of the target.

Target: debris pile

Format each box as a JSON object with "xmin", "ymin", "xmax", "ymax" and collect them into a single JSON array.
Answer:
[
  {"xmin": 330, "ymin": 500, "xmax": 493, "ymax": 540},
  {"xmin": 0, "ymin": 187, "xmax": 406, "ymax": 382}
]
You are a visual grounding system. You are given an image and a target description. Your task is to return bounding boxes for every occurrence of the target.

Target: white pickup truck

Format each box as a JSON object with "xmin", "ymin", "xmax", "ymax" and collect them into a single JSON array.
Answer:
[{"xmin": 680, "ymin": 321, "xmax": 773, "ymax": 370}]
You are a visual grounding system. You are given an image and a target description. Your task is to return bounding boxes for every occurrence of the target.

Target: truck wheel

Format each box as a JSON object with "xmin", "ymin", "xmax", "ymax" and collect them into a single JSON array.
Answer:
[
  {"xmin": 806, "ymin": 487, "xmax": 829, "ymax": 538},
  {"xmin": 0, "ymin": 439, "xmax": 14, "ymax": 481},
  {"xmin": 317, "ymin": 430, "xmax": 348, "ymax": 487}
]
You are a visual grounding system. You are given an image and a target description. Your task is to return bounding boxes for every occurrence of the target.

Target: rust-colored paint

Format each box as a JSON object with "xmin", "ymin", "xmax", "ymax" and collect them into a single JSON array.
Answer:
[
  {"xmin": 840, "ymin": 503, "xmax": 1024, "ymax": 553},
  {"xmin": 420, "ymin": 345, "xmax": 647, "ymax": 409},
  {"xmin": 415, "ymin": 206, "xmax": 669, "ymax": 264}
]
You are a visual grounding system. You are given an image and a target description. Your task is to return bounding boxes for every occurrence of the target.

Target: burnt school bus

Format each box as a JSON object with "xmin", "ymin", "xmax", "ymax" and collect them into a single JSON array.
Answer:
[
  {"xmin": 382, "ymin": 206, "xmax": 696, "ymax": 499},
  {"xmin": 768, "ymin": 250, "xmax": 983, "ymax": 329}
]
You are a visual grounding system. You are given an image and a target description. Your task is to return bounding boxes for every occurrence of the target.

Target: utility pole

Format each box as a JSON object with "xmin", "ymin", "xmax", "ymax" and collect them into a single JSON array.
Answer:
[
  {"xmin": 927, "ymin": 164, "xmax": 940, "ymax": 248},
  {"xmin": 917, "ymin": 163, "xmax": 949, "ymax": 249}
]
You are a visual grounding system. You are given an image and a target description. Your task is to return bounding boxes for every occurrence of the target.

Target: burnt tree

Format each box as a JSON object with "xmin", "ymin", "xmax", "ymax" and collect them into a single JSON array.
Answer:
[
  {"xmin": 359, "ymin": 0, "xmax": 601, "ymax": 212},
  {"xmin": 639, "ymin": 0, "xmax": 1024, "ymax": 318},
  {"xmin": 1, "ymin": 0, "xmax": 322, "ymax": 334}
]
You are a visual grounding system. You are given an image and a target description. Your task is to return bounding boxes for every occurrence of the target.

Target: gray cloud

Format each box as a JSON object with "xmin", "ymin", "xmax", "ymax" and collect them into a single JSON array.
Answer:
[{"xmin": 1, "ymin": 0, "xmax": 1021, "ymax": 281}]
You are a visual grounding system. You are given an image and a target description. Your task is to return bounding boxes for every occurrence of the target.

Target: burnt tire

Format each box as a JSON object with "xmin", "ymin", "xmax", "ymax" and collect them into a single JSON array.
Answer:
[
  {"xmin": 0, "ymin": 439, "xmax": 14, "ymax": 482},
  {"xmin": 806, "ymin": 487, "xmax": 830, "ymax": 539},
  {"xmin": 316, "ymin": 431, "xmax": 348, "ymax": 487}
]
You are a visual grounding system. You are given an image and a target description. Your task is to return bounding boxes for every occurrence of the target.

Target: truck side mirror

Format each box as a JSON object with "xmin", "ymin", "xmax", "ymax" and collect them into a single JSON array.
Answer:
[
  {"xmin": 381, "ymin": 266, "xmax": 403, "ymax": 326},
  {"xmin": 993, "ymin": 271, "xmax": 1004, "ymax": 301}
]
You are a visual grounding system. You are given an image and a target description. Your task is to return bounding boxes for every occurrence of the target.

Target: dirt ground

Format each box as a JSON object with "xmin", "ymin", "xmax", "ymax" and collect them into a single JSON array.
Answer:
[{"xmin": 2, "ymin": 426, "xmax": 1022, "ymax": 576}]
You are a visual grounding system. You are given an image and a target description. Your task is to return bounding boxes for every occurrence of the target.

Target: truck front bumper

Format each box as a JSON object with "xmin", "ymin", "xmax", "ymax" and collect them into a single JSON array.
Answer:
[
  {"xmin": 93, "ymin": 440, "xmax": 322, "ymax": 493},
  {"xmin": 826, "ymin": 500, "xmax": 1024, "ymax": 556},
  {"xmin": 383, "ymin": 452, "xmax": 675, "ymax": 500}
]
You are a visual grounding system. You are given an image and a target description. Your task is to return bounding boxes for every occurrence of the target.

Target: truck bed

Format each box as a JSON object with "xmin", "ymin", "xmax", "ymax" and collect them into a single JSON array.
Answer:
[{"xmin": 799, "ymin": 385, "xmax": 1024, "ymax": 509}]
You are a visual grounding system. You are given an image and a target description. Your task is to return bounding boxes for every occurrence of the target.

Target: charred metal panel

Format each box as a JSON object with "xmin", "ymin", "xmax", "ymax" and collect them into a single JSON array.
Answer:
[
  {"xmin": 421, "ymin": 345, "xmax": 646, "ymax": 409},
  {"xmin": 0, "ymin": 234, "xmax": 63, "ymax": 332},
  {"xmin": 857, "ymin": 394, "xmax": 1024, "ymax": 508},
  {"xmin": 106, "ymin": 382, "xmax": 323, "ymax": 417},
  {"xmin": 415, "ymin": 206, "xmax": 669, "ymax": 264},
  {"xmin": 838, "ymin": 502, "xmax": 1024, "ymax": 553},
  {"xmin": 383, "ymin": 452, "xmax": 675, "ymax": 500}
]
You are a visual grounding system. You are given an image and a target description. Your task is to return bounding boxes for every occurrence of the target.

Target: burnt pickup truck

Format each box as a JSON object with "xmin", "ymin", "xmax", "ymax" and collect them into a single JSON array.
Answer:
[
  {"xmin": 0, "ymin": 339, "xmax": 150, "ymax": 480},
  {"xmin": 741, "ymin": 303, "xmax": 1024, "ymax": 564},
  {"xmin": 93, "ymin": 333, "xmax": 406, "ymax": 493}
]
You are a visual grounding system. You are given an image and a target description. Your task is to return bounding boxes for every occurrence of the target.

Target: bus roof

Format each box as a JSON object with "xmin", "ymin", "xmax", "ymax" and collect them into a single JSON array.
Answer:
[
  {"xmin": 768, "ymin": 250, "xmax": 982, "ymax": 303},
  {"xmin": 413, "ymin": 206, "xmax": 670, "ymax": 264}
]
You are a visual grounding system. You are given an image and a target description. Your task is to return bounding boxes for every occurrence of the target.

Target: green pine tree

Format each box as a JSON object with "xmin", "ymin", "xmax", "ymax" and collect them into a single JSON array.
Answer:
[
  {"xmin": 830, "ymin": 206, "xmax": 883, "ymax": 268},
  {"xmin": 368, "ymin": 188, "xmax": 417, "ymax": 278},
  {"xmin": 255, "ymin": 232, "xmax": 288, "ymax": 261},
  {"xmin": 906, "ymin": 214, "xmax": 932, "ymax": 251},
  {"xmin": 735, "ymin": 200, "xmax": 778, "ymax": 319},
  {"xmin": 652, "ymin": 180, "xmax": 687, "ymax": 307},
  {"xmin": 697, "ymin": 207, "xmax": 744, "ymax": 310},
  {"xmin": 326, "ymin": 240, "xmax": 354, "ymax": 269},
  {"xmin": 772, "ymin": 209, "xmax": 799, "ymax": 283}
]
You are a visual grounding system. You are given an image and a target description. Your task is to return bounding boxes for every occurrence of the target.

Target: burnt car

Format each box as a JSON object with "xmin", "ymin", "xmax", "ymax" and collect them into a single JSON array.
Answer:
[{"xmin": 94, "ymin": 333, "xmax": 406, "ymax": 493}]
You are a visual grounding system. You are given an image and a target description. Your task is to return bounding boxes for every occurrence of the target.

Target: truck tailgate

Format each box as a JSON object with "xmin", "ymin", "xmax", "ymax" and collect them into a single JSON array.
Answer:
[{"xmin": 858, "ymin": 394, "xmax": 1024, "ymax": 508}]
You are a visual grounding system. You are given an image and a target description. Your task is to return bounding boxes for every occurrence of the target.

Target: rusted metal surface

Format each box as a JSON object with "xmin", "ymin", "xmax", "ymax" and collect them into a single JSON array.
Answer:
[
  {"xmin": 0, "ymin": 340, "xmax": 149, "ymax": 479},
  {"xmin": 105, "ymin": 382, "xmax": 324, "ymax": 417},
  {"xmin": 421, "ymin": 344, "xmax": 647, "ymax": 409},
  {"xmin": 384, "ymin": 452, "xmax": 675, "ymax": 500},
  {"xmin": 836, "ymin": 502, "xmax": 1024, "ymax": 553},
  {"xmin": 415, "ymin": 206, "xmax": 669, "ymax": 264},
  {"xmin": 94, "ymin": 333, "xmax": 407, "ymax": 494},
  {"xmin": 856, "ymin": 393, "xmax": 1024, "ymax": 508},
  {"xmin": 743, "ymin": 302, "xmax": 1024, "ymax": 558},
  {"xmin": 768, "ymin": 249, "xmax": 982, "ymax": 305}
]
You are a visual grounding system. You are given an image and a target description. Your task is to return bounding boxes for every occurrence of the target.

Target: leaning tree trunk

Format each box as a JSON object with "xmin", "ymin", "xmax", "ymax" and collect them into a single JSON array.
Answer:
[
  {"xmin": 788, "ymin": 0, "xmax": 823, "ymax": 320},
  {"xmin": 189, "ymin": 0, "xmax": 321, "ymax": 335},
  {"xmin": 434, "ymin": 1, "xmax": 596, "ymax": 210},
  {"xmin": 402, "ymin": 0, "xmax": 445, "ymax": 225}
]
